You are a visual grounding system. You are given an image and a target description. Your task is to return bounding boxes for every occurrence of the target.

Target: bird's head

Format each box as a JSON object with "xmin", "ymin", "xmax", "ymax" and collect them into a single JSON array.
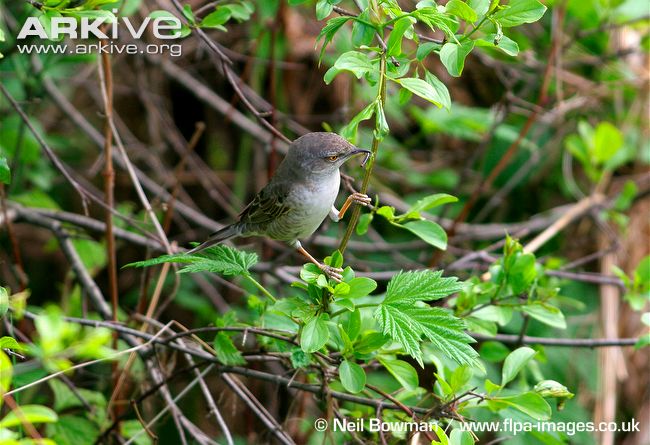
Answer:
[{"xmin": 286, "ymin": 132, "xmax": 371, "ymax": 176}]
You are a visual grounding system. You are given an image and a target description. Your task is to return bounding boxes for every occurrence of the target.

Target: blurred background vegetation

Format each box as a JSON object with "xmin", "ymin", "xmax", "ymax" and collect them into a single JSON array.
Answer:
[{"xmin": 0, "ymin": 0, "xmax": 648, "ymax": 444}]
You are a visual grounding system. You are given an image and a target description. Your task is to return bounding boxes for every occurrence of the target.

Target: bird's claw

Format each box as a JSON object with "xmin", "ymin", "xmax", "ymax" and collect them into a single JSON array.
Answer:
[
  {"xmin": 319, "ymin": 264, "xmax": 344, "ymax": 283},
  {"xmin": 351, "ymin": 192, "xmax": 372, "ymax": 207}
]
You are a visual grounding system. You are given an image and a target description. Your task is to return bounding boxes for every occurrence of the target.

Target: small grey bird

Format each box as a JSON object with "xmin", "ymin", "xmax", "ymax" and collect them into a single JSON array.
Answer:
[{"xmin": 188, "ymin": 132, "xmax": 372, "ymax": 281}]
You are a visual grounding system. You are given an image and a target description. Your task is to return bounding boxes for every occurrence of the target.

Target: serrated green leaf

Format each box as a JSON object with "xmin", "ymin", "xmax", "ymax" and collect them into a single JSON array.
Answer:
[
  {"xmin": 385, "ymin": 270, "xmax": 463, "ymax": 304},
  {"xmin": 339, "ymin": 360, "xmax": 366, "ymax": 393},
  {"xmin": 214, "ymin": 333, "xmax": 245, "ymax": 365},
  {"xmin": 125, "ymin": 245, "xmax": 257, "ymax": 277}
]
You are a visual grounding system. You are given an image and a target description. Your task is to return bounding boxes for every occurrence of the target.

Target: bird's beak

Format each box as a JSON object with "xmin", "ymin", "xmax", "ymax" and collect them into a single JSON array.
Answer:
[{"xmin": 350, "ymin": 148, "xmax": 372, "ymax": 167}]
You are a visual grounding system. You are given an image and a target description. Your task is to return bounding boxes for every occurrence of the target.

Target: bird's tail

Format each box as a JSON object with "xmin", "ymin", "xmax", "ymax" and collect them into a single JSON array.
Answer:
[{"xmin": 186, "ymin": 224, "xmax": 241, "ymax": 255}]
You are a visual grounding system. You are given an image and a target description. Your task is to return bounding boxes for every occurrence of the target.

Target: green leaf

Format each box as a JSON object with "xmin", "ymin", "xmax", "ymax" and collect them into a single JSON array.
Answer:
[
  {"xmin": 375, "ymin": 304, "xmax": 478, "ymax": 367},
  {"xmin": 0, "ymin": 158, "xmax": 10, "ymax": 185},
  {"xmin": 594, "ymin": 121, "xmax": 624, "ymax": 164},
  {"xmin": 340, "ymin": 101, "xmax": 375, "ymax": 143},
  {"xmin": 344, "ymin": 309, "xmax": 361, "ymax": 341},
  {"xmin": 449, "ymin": 429, "xmax": 474, "ymax": 445},
  {"xmin": 534, "ymin": 380, "xmax": 574, "ymax": 400},
  {"xmin": 450, "ymin": 365, "xmax": 473, "ymax": 392},
  {"xmin": 501, "ymin": 346, "xmax": 536, "ymax": 386},
  {"xmin": 333, "ymin": 51, "xmax": 374, "ymax": 79},
  {"xmin": 397, "ymin": 77, "xmax": 445, "ymax": 108},
  {"xmin": 424, "ymin": 72, "xmax": 452, "ymax": 111},
  {"xmin": 479, "ymin": 341, "xmax": 510, "ymax": 362},
  {"xmin": 352, "ymin": 9, "xmax": 375, "ymax": 47},
  {"xmin": 356, "ymin": 213, "xmax": 373, "ymax": 235},
  {"xmin": 316, "ymin": 0, "xmax": 333, "ymax": 20},
  {"xmin": 182, "ymin": 4, "xmax": 195, "ymax": 24},
  {"xmin": 0, "ymin": 350, "xmax": 11, "ymax": 394},
  {"xmin": 475, "ymin": 34, "xmax": 519, "ymax": 56},
  {"xmin": 290, "ymin": 348, "xmax": 311, "ymax": 368},
  {"xmin": 521, "ymin": 303, "xmax": 566, "ymax": 329},
  {"xmin": 408, "ymin": 193, "xmax": 458, "ymax": 214},
  {"xmin": 490, "ymin": 392, "xmax": 552, "ymax": 420},
  {"xmin": 440, "ymin": 40, "xmax": 474, "ymax": 77},
  {"xmin": 416, "ymin": 41, "xmax": 439, "ymax": 61},
  {"xmin": 301, "ymin": 315, "xmax": 329, "ymax": 353},
  {"xmin": 0, "ymin": 406, "xmax": 58, "ymax": 428},
  {"xmin": 402, "ymin": 220, "xmax": 448, "ymax": 250},
  {"xmin": 201, "ymin": 8, "xmax": 230, "ymax": 29},
  {"xmin": 378, "ymin": 357, "xmax": 419, "ymax": 390},
  {"xmin": 214, "ymin": 333, "xmax": 246, "ymax": 365},
  {"xmin": 387, "ymin": 16, "xmax": 416, "ymax": 56},
  {"xmin": 509, "ymin": 253, "xmax": 537, "ymax": 294},
  {"xmin": 468, "ymin": 0, "xmax": 490, "ymax": 16},
  {"xmin": 47, "ymin": 415, "xmax": 99, "ymax": 445},
  {"xmin": 345, "ymin": 277, "xmax": 377, "ymax": 299},
  {"xmin": 125, "ymin": 245, "xmax": 257, "ymax": 277},
  {"xmin": 339, "ymin": 360, "xmax": 366, "ymax": 393},
  {"xmin": 335, "ymin": 298, "xmax": 354, "ymax": 312},
  {"xmin": 0, "ymin": 336, "xmax": 21, "ymax": 351},
  {"xmin": 445, "ymin": 0, "xmax": 478, "ymax": 22},
  {"xmin": 0, "ymin": 287, "xmax": 8, "ymax": 317},
  {"xmin": 121, "ymin": 419, "xmax": 153, "ymax": 445},
  {"xmin": 354, "ymin": 332, "xmax": 389, "ymax": 354},
  {"xmin": 384, "ymin": 270, "xmax": 463, "ymax": 304},
  {"xmin": 492, "ymin": 0, "xmax": 547, "ymax": 27},
  {"xmin": 375, "ymin": 101, "xmax": 389, "ymax": 140},
  {"xmin": 316, "ymin": 16, "xmax": 351, "ymax": 62}
]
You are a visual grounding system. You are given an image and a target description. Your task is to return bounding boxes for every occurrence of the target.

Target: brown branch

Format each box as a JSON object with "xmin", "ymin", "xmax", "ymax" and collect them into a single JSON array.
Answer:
[
  {"xmin": 0, "ymin": 83, "xmax": 90, "ymax": 213},
  {"xmin": 471, "ymin": 333, "xmax": 639, "ymax": 347}
]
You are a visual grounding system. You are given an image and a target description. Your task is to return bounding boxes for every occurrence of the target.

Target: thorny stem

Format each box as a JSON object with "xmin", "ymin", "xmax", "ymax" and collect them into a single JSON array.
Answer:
[{"xmin": 339, "ymin": 52, "xmax": 387, "ymax": 253}]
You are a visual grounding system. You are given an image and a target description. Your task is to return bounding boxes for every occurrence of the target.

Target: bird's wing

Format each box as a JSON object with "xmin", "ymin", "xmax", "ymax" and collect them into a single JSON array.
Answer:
[{"xmin": 238, "ymin": 181, "xmax": 293, "ymax": 227}]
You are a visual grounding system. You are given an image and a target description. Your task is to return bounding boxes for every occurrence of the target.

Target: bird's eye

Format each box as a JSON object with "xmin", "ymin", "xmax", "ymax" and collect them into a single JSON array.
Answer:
[{"xmin": 327, "ymin": 155, "xmax": 339, "ymax": 161}]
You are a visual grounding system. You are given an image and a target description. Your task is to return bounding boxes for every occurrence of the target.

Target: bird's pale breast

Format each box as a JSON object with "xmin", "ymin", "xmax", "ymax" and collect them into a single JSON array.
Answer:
[{"xmin": 266, "ymin": 172, "xmax": 340, "ymax": 242}]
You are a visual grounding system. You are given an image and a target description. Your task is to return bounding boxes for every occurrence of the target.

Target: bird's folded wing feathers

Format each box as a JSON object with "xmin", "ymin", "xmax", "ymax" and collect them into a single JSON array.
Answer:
[{"xmin": 239, "ymin": 182, "xmax": 292, "ymax": 225}]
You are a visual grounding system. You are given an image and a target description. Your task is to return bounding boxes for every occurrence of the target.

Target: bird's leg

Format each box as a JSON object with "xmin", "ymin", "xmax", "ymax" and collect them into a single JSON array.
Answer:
[
  {"xmin": 329, "ymin": 192, "xmax": 372, "ymax": 222},
  {"xmin": 295, "ymin": 244, "xmax": 343, "ymax": 283}
]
